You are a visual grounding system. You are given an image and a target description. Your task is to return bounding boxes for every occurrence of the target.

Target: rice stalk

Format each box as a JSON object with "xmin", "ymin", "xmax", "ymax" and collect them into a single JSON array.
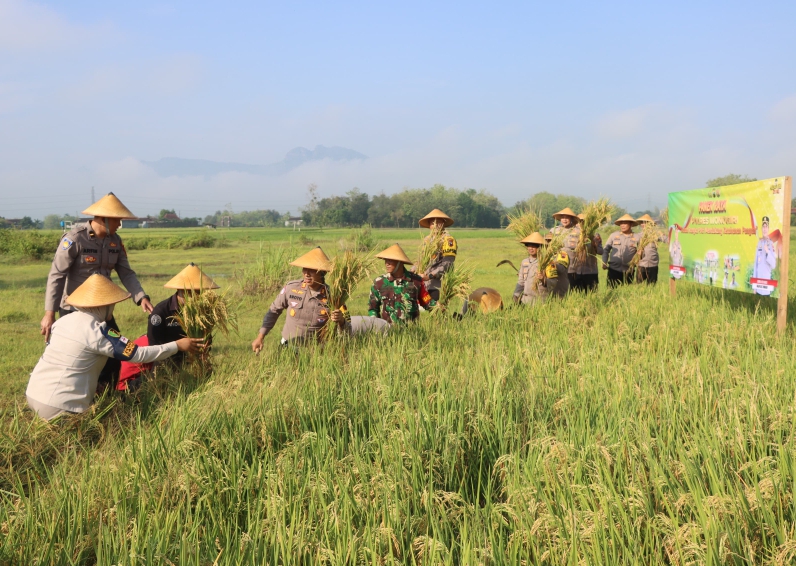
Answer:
[
  {"xmin": 505, "ymin": 207, "xmax": 544, "ymax": 240},
  {"xmin": 321, "ymin": 249, "xmax": 376, "ymax": 338},
  {"xmin": 535, "ymin": 233, "xmax": 566, "ymax": 290},
  {"xmin": 173, "ymin": 288, "xmax": 238, "ymax": 373},
  {"xmin": 628, "ymin": 220, "xmax": 664, "ymax": 275},
  {"xmin": 416, "ymin": 225, "xmax": 446, "ymax": 274},
  {"xmin": 576, "ymin": 198, "xmax": 615, "ymax": 263},
  {"xmin": 660, "ymin": 207, "xmax": 669, "ymax": 227},
  {"xmin": 432, "ymin": 261, "xmax": 474, "ymax": 315}
]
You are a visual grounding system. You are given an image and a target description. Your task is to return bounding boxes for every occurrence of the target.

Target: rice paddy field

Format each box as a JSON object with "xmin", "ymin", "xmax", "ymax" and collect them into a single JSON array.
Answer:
[{"xmin": 1, "ymin": 226, "xmax": 795, "ymax": 565}]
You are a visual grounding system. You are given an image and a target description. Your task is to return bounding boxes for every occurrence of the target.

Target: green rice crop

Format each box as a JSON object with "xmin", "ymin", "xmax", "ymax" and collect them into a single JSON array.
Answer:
[
  {"xmin": 0, "ymin": 229, "xmax": 59, "ymax": 260},
  {"xmin": 505, "ymin": 207, "xmax": 544, "ymax": 240}
]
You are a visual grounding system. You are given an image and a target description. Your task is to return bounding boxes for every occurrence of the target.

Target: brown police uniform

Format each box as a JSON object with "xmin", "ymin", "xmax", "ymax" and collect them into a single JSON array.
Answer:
[
  {"xmin": 260, "ymin": 279, "xmax": 350, "ymax": 344},
  {"xmin": 45, "ymin": 222, "xmax": 147, "ymax": 314},
  {"xmin": 602, "ymin": 231, "xmax": 640, "ymax": 286},
  {"xmin": 425, "ymin": 231, "xmax": 457, "ymax": 300},
  {"xmin": 514, "ymin": 252, "xmax": 568, "ymax": 304}
]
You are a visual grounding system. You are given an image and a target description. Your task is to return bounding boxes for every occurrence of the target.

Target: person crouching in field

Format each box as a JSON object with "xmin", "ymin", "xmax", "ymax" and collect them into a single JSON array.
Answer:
[
  {"xmin": 602, "ymin": 214, "xmax": 640, "ymax": 287},
  {"xmin": 513, "ymin": 232, "xmax": 569, "ymax": 304},
  {"xmin": 26, "ymin": 274, "xmax": 203, "ymax": 421},
  {"xmin": 365, "ymin": 244, "xmax": 437, "ymax": 326},
  {"xmin": 416, "ymin": 209, "xmax": 457, "ymax": 302},
  {"xmin": 118, "ymin": 263, "xmax": 219, "ymax": 391},
  {"xmin": 251, "ymin": 247, "xmax": 350, "ymax": 352},
  {"xmin": 635, "ymin": 214, "xmax": 660, "ymax": 285}
]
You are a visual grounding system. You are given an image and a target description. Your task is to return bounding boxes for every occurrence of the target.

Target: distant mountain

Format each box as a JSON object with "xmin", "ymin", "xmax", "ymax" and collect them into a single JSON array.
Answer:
[{"xmin": 143, "ymin": 145, "xmax": 367, "ymax": 177}]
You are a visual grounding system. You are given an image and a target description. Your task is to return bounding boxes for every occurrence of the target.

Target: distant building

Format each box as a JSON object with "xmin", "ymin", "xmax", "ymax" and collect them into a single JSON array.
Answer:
[
  {"xmin": 285, "ymin": 216, "xmax": 303, "ymax": 229},
  {"xmin": 162, "ymin": 213, "xmax": 180, "ymax": 221}
]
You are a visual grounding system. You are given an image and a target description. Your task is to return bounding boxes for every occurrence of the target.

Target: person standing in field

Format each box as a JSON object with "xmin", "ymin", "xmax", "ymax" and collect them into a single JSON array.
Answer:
[
  {"xmin": 635, "ymin": 213, "xmax": 660, "ymax": 285},
  {"xmin": 40, "ymin": 193, "xmax": 154, "ymax": 389},
  {"xmin": 417, "ymin": 209, "xmax": 457, "ymax": 302},
  {"xmin": 118, "ymin": 263, "xmax": 220, "ymax": 391},
  {"xmin": 602, "ymin": 214, "xmax": 640, "ymax": 287},
  {"xmin": 251, "ymin": 247, "xmax": 350, "ymax": 351},
  {"xmin": 367, "ymin": 243, "xmax": 437, "ymax": 324},
  {"xmin": 26, "ymin": 275, "xmax": 202, "ymax": 421},
  {"xmin": 549, "ymin": 207, "xmax": 579, "ymax": 284},
  {"xmin": 568, "ymin": 212, "xmax": 603, "ymax": 292},
  {"xmin": 513, "ymin": 232, "xmax": 569, "ymax": 304},
  {"xmin": 753, "ymin": 216, "xmax": 777, "ymax": 296}
]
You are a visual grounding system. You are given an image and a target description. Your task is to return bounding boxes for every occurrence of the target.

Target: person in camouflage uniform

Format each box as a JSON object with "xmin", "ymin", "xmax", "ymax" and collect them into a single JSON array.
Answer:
[
  {"xmin": 368, "ymin": 244, "xmax": 436, "ymax": 324},
  {"xmin": 417, "ymin": 209, "xmax": 457, "ymax": 302}
]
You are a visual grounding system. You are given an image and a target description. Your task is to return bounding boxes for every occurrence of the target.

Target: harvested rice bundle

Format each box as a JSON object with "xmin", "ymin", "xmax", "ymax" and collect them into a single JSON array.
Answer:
[
  {"xmin": 505, "ymin": 207, "xmax": 544, "ymax": 241},
  {"xmin": 173, "ymin": 289, "xmax": 237, "ymax": 373},
  {"xmin": 629, "ymin": 220, "xmax": 664, "ymax": 275},
  {"xmin": 415, "ymin": 225, "xmax": 446, "ymax": 274},
  {"xmin": 432, "ymin": 261, "xmax": 474, "ymax": 315},
  {"xmin": 534, "ymin": 232, "xmax": 567, "ymax": 290},
  {"xmin": 576, "ymin": 198, "xmax": 615, "ymax": 263},
  {"xmin": 321, "ymin": 249, "xmax": 376, "ymax": 338}
]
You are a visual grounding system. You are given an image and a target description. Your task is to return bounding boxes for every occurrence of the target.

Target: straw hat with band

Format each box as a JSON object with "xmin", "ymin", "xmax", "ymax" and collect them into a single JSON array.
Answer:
[
  {"xmin": 614, "ymin": 213, "xmax": 639, "ymax": 227},
  {"xmin": 520, "ymin": 232, "xmax": 546, "ymax": 246},
  {"xmin": 376, "ymin": 243, "xmax": 413, "ymax": 264},
  {"xmin": 418, "ymin": 209, "xmax": 454, "ymax": 228},
  {"xmin": 544, "ymin": 232, "xmax": 553, "ymax": 242},
  {"xmin": 636, "ymin": 213, "xmax": 655, "ymax": 224},
  {"xmin": 577, "ymin": 213, "xmax": 585, "ymax": 221},
  {"xmin": 290, "ymin": 247, "xmax": 333, "ymax": 272},
  {"xmin": 82, "ymin": 192, "xmax": 137, "ymax": 219},
  {"xmin": 552, "ymin": 207, "xmax": 579, "ymax": 222},
  {"xmin": 66, "ymin": 274, "xmax": 131, "ymax": 308},
  {"xmin": 164, "ymin": 263, "xmax": 220, "ymax": 291}
]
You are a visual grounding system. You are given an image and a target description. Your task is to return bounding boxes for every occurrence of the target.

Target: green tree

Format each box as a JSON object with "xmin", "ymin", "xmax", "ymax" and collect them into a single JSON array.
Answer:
[
  {"xmin": 43, "ymin": 214, "xmax": 61, "ymax": 230},
  {"xmin": 706, "ymin": 174, "xmax": 757, "ymax": 188}
]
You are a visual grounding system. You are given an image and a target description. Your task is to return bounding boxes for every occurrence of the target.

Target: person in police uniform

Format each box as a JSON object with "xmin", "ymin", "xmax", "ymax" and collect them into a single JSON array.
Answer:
[
  {"xmin": 117, "ymin": 263, "xmax": 220, "ymax": 391},
  {"xmin": 513, "ymin": 232, "xmax": 569, "ymax": 304},
  {"xmin": 602, "ymin": 214, "xmax": 640, "ymax": 287},
  {"xmin": 251, "ymin": 247, "xmax": 350, "ymax": 351},
  {"xmin": 636, "ymin": 213, "xmax": 661, "ymax": 284},
  {"xmin": 753, "ymin": 215, "xmax": 777, "ymax": 296},
  {"xmin": 26, "ymin": 275, "xmax": 202, "ymax": 420},
  {"xmin": 40, "ymin": 193, "xmax": 154, "ymax": 387},
  {"xmin": 416, "ymin": 209, "xmax": 457, "ymax": 302}
]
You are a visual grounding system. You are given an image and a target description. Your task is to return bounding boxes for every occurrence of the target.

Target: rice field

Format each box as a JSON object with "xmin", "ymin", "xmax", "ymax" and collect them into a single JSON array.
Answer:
[{"xmin": 1, "ymin": 226, "xmax": 795, "ymax": 565}]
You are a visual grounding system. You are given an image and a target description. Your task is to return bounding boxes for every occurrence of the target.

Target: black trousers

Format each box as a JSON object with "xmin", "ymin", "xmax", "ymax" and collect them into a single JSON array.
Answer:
[
  {"xmin": 638, "ymin": 266, "xmax": 658, "ymax": 285},
  {"xmin": 607, "ymin": 268, "xmax": 634, "ymax": 288},
  {"xmin": 427, "ymin": 287, "xmax": 441, "ymax": 302},
  {"xmin": 59, "ymin": 309, "xmax": 121, "ymax": 389},
  {"xmin": 569, "ymin": 273, "xmax": 599, "ymax": 292}
]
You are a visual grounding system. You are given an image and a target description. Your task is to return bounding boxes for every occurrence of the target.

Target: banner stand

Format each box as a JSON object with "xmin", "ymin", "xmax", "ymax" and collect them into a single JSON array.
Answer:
[{"xmin": 777, "ymin": 177, "xmax": 792, "ymax": 335}]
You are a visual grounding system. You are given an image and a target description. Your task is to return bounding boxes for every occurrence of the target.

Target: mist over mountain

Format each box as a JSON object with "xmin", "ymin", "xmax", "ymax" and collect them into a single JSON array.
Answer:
[{"xmin": 142, "ymin": 145, "xmax": 367, "ymax": 177}]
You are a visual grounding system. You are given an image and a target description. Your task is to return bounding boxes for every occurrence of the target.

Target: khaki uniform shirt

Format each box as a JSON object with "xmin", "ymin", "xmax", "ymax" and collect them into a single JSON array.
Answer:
[
  {"xmin": 260, "ymin": 279, "xmax": 350, "ymax": 342},
  {"xmin": 557, "ymin": 226, "xmax": 604, "ymax": 275},
  {"xmin": 45, "ymin": 223, "xmax": 146, "ymax": 312},
  {"xmin": 26, "ymin": 311, "xmax": 177, "ymax": 413},
  {"xmin": 602, "ymin": 231, "xmax": 640, "ymax": 273},
  {"xmin": 638, "ymin": 241, "xmax": 660, "ymax": 268},
  {"xmin": 514, "ymin": 253, "xmax": 568, "ymax": 304}
]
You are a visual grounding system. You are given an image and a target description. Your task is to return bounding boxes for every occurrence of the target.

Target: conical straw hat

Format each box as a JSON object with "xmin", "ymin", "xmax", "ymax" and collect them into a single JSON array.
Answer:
[
  {"xmin": 636, "ymin": 213, "xmax": 655, "ymax": 224},
  {"xmin": 65, "ymin": 274, "xmax": 131, "ymax": 308},
  {"xmin": 419, "ymin": 209, "xmax": 454, "ymax": 228},
  {"xmin": 552, "ymin": 207, "xmax": 578, "ymax": 220},
  {"xmin": 520, "ymin": 232, "xmax": 546, "ymax": 245},
  {"xmin": 164, "ymin": 262, "xmax": 220, "ymax": 290},
  {"xmin": 82, "ymin": 192, "xmax": 137, "ymax": 219},
  {"xmin": 289, "ymin": 247, "xmax": 333, "ymax": 271},
  {"xmin": 577, "ymin": 213, "xmax": 585, "ymax": 220},
  {"xmin": 376, "ymin": 243, "xmax": 413, "ymax": 264},
  {"xmin": 614, "ymin": 213, "xmax": 639, "ymax": 227}
]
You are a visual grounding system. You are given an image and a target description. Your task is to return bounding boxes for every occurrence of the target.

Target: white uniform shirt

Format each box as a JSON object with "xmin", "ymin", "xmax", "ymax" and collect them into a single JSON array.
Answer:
[{"xmin": 26, "ymin": 311, "xmax": 178, "ymax": 413}]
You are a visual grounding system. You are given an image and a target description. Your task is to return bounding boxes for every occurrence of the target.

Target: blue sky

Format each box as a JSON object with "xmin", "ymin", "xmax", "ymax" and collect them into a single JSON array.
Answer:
[{"xmin": 2, "ymin": 0, "xmax": 795, "ymax": 219}]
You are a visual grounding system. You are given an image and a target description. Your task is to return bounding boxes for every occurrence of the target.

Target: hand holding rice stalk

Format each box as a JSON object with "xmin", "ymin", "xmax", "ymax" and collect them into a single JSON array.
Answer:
[
  {"xmin": 576, "ymin": 198, "xmax": 615, "ymax": 263},
  {"xmin": 505, "ymin": 207, "xmax": 543, "ymax": 240},
  {"xmin": 415, "ymin": 225, "xmax": 445, "ymax": 274},
  {"xmin": 321, "ymin": 249, "xmax": 375, "ymax": 338},
  {"xmin": 534, "ymin": 232, "xmax": 567, "ymax": 290},
  {"xmin": 629, "ymin": 220, "xmax": 663, "ymax": 276},
  {"xmin": 431, "ymin": 261, "xmax": 474, "ymax": 315},
  {"xmin": 173, "ymin": 289, "xmax": 238, "ymax": 371}
]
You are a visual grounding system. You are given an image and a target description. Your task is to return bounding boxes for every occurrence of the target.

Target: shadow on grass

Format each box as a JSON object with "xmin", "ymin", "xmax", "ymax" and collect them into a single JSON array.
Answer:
[{"xmin": 0, "ymin": 364, "xmax": 207, "ymax": 496}]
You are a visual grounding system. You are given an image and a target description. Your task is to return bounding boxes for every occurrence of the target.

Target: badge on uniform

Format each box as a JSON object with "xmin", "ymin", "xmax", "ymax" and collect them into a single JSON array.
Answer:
[
  {"xmin": 150, "ymin": 314, "xmax": 162, "ymax": 326},
  {"xmin": 101, "ymin": 326, "xmax": 138, "ymax": 361},
  {"xmin": 85, "ymin": 256, "xmax": 97, "ymax": 263},
  {"xmin": 290, "ymin": 308, "xmax": 296, "ymax": 317},
  {"xmin": 61, "ymin": 237, "xmax": 74, "ymax": 250},
  {"xmin": 110, "ymin": 242, "xmax": 117, "ymax": 247}
]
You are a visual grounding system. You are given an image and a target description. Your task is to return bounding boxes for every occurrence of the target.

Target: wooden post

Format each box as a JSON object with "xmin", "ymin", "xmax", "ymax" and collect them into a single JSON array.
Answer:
[
  {"xmin": 670, "ymin": 276, "xmax": 676, "ymax": 297},
  {"xmin": 777, "ymin": 176, "xmax": 792, "ymax": 335}
]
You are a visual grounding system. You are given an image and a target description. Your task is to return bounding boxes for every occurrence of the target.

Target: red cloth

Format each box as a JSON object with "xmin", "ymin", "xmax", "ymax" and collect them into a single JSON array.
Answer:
[{"xmin": 117, "ymin": 335, "xmax": 152, "ymax": 390}]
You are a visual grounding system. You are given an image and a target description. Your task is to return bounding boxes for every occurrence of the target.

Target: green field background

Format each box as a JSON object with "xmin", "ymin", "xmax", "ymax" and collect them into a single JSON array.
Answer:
[{"xmin": 2, "ymin": 226, "xmax": 796, "ymax": 564}]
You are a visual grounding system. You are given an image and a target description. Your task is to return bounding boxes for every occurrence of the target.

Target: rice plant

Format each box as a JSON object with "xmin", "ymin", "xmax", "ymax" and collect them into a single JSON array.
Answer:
[
  {"xmin": 535, "ymin": 232, "xmax": 566, "ymax": 290},
  {"xmin": 416, "ymin": 225, "xmax": 446, "ymax": 274},
  {"xmin": 629, "ymin": 220, "xmax": 664, "ymax": 275},
  {"xmin": 505, "ymin": 207, "xmax": 544, "ymax": 240},
  {"xmin": 576, "ymin": 198, "xmax": 615, "ymax": 262},
  {"xmin": 234, "ymin": 242, "xmax": 300, "ymax": 297},
  {"xmin": 432, "ymin": 261, "xmax": 474, "ymax": 314},
  {"xmin": 321, "ymin": 249, "xmax": 375, "ymax": 337}
]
